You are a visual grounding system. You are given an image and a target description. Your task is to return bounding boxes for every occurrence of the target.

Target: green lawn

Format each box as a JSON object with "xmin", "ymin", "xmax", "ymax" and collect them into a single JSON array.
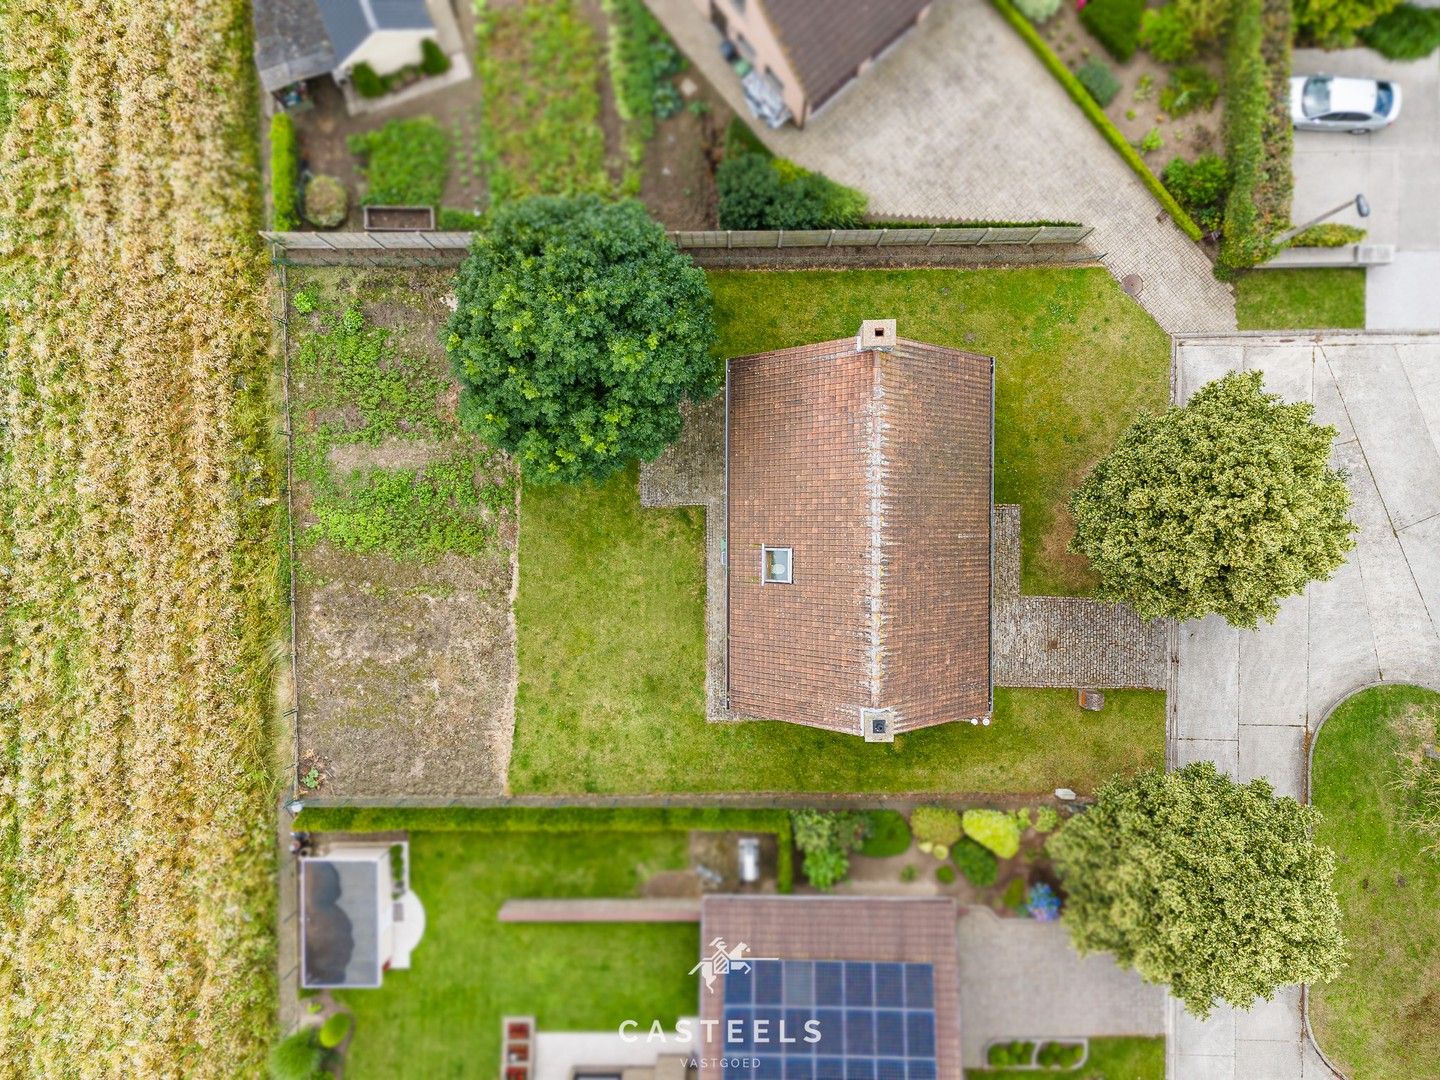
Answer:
[
  {"xmin": 966, "ymin": 1036, "xmax": 1164, "ymax": 1079},
  {"xmin": 338, "ymin": 831, "xmax": 697, "ymax": 1079},
  {"xmin": 510, "ymin": 268, "xmax": 1169, "ymax": 795},
  {"xmin": 1310, "ymin": 684, "xmax": 1440, "ymax": 1080},
  {"xmin": 1234, "ymin": 268, "xmax": 1366, "ymax": 330}
]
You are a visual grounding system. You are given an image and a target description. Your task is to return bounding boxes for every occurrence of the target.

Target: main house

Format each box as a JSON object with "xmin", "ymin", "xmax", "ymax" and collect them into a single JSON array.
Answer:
[
  {"xmin": 253, "ymin": 0, "xmax": 438, "ymax": 103},
  {"xmin": 725, "ymin": 321, "xmax": 995, "ymax": 741},
  {"xmin": 694, "ymin": 0, "xmax": 933, "ymax": 126}
]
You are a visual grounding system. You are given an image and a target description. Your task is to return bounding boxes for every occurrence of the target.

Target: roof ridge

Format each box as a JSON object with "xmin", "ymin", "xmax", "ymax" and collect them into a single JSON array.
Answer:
[{"xmin": 864, "ymin": 350, "xmax": 887, "ymax": 709}]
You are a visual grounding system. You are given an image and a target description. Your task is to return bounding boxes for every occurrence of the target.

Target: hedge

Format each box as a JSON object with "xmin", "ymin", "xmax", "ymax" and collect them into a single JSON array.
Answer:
[
  {"xmin": 1080, "ymin": 0, "xmax": 1146, "ymax": 61},
  {"xmin": 988, "ymin": 0, "xmax": 1202, "ymax": 241},
  {"xmin": 1218, "ymin": 0, "xmax": 1293, "ymax": 271},
  {"xmin": 269, "ymin": 113, "xmax": 300, "ymax": 231},
  {"xmin": 294, "ymin": 805, "xmax": 794, "ymax": 893},
  {"xmin": 1360, "ymin": 3, "xmax": 1440, "ymax": 59}
]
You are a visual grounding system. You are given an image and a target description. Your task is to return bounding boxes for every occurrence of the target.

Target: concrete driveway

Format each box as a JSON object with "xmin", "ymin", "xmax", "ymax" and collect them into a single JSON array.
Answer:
[
  {"xmin": 1167, "ymin": 331, "xmax": 1440, "ymax": 1080},
  {"xmin": 1291, "ymin": 49, "xmax": 1440, "ymax": 328}
]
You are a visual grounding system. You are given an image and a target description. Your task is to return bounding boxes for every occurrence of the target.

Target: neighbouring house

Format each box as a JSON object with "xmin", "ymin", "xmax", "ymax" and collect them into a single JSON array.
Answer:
[
  {"xmin": 692, "ymin": 0, "xmax": 932, "ymax": 126},
  {"xmin": 299, "ymin": 841, "xmax": 426, "ymax": 989},
  {"xmin": 725, "ymin": 321, "xmax": 994, "ymax": 740},
  {"xmin": 253, "ymin": 0, "xmax": 438, "ymax": 105}
]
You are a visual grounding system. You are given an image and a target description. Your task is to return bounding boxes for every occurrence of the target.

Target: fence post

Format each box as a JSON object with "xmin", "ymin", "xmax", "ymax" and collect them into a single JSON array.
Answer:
[{"xmin": 876, "ymin": 228, "xmax": 887, "ymax": 247}]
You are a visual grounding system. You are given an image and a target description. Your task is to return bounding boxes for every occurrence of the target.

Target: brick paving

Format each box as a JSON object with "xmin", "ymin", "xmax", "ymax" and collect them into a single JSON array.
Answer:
[
  {"xmin": 645, "ymin": 0, "xmax": 1237, "ymax": 336},
  {"xmin": 992, "ymin": 505, "xmax": 1169, "ymax": 690}
]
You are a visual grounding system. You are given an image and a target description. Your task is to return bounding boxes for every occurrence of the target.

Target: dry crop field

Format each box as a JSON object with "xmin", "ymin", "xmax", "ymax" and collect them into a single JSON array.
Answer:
[{"xmin": 0, "ymin": 0, "xmax": 281, "ymax": 1075}]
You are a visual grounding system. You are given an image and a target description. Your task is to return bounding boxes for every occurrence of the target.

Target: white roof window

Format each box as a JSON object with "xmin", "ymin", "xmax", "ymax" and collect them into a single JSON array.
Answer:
[{"xmin": 762, "ymin": 546, "xmax": 792, "ymax": 584}]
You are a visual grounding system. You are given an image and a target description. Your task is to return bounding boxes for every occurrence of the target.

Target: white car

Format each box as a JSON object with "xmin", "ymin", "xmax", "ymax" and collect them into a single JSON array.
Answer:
[{"xmin": 1291, "ymin": 74, "xmax": 1402, "ymax": 133}]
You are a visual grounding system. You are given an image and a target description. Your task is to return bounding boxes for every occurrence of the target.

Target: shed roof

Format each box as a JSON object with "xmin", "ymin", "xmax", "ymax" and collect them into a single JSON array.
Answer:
[
  {"xmin": 725, "ymin": 332, "xmax": 993, "ymax": 735},
  {"xmin": 300, "ymin": 857, "xmax": 382, "ymax": 988},
  {"xmin": 252, "ymin": 0, "xmax": 337, "ymax": 92},
  {"xmin": 760, "ymin": 0, "xmax": 930, "ymax": 102},
  {"xmin": 316, "ymin": 0, "xmax": 433, "ymax": 65}
]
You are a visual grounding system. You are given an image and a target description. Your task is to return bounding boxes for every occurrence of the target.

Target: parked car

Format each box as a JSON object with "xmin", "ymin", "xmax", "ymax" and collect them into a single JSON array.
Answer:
[{"xmin": 1290, "ymin": 74, "xmax": 1402, "ymax": 133}]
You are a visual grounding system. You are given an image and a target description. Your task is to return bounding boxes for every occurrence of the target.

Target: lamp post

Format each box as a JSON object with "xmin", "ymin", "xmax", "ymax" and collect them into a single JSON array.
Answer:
[{"xmin": 1273, "ymin": 193, "xmax": 1370, "ymax": 247}]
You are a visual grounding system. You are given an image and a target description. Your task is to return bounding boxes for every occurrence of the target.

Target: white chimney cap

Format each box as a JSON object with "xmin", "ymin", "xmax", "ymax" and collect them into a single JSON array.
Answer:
[{"xmin": 857, "ymin": 319, "xmax": 896, "ymax": 352}]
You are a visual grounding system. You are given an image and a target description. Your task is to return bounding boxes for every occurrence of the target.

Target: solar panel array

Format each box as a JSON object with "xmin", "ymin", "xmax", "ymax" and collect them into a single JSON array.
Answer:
[{"xmin": 720, "ymin": 959, "xmax": 938, "ymax": 1079}]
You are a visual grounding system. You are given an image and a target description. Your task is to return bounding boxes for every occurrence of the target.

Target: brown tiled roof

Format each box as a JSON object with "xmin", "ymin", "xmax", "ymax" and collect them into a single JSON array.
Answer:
[
  {"xmin": 759, "ymin": 0, "xmax": 931, "ymax": 103},
  {"xmin": 697, "ymin": 895, "xmax": 962, "ymax": 1077},
  {"xmin": 725, "ymin": 334, "xmax": 993, "ymax": 735}
]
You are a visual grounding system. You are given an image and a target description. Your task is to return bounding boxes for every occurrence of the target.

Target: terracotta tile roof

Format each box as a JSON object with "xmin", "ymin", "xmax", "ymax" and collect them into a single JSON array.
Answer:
[
  {"xmin": 697, "ymin": 895, "xmax": 962, "ymax": 1077},
  {"xmin": 760, "ymin": 0, "xmax": 931, "ymax": 103},
  {"xmin": 725, "ymin": 332, "xmax": 993, "ymax": 735}
]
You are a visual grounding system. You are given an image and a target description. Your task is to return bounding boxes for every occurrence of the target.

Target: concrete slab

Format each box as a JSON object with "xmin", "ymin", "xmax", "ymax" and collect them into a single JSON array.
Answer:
[
  {"xmin": 1175, "ymin": 738, "xmax": 1239, "ymax": 778},
  {"xmin": 1233, "ymin": 986, "xmax": 1302, "ymax": 1042},
  {"xmin": 1399, "ymin": 340, "xmax": 1440, "ymax": 446},
  {"xmin": 1399, "ymin": 515, "xmax": 1440, "ymax": 632},
  {"xmin": 1367, "ymin": 253, "xmax": 1440, "ymax": 331},
  {"xmin": 1235, "ymin": 1039, "xmax": 1305, "ymax": 1080},
  {"xmin": 1239, "ymin": 725, "xmax": 1306, "ymax": 800},
  {"xmin": 1173, "ymin": 617, "xmax": 1240, "ymax": 741},
  {"xmin": 1173, "ymin": 1006, "xmax": 1236, "ymax": 1058},
  {"xmin": 1238, "ymin": 594, "xmax": 1308, "ymax": 728},
  {"xmin": 1245, "ymin": 344, "xmax": 1314, "ymax": 404},
  {"xmin": 1173, "ymin": 1056, "xmax": 1238, "ymax": 1080},
  {"xmin": 1305, "ymin": 555, "xmax": 1379, "ymax": 716},
  {"xmin": 1176, "ymin": 343, "xmax": 1246, "ymax": 403}
]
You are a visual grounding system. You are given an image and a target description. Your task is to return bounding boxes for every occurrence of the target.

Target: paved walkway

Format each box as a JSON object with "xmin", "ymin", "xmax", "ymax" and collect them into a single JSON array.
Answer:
[
  {"xmin": 645, "ymin": 0, "xmax": 1237, "ymax": 336},
  {"xmin": 956, "ymin": 906, "xmax": 1166, "ymax": 1068},
  {"xmin": 1168, "ymin": 332, "xmax": 1440, "ymax": 1080},
  {"xmin": 993, "ymin": 505, "xmax": 1169, "ymax": 689}
]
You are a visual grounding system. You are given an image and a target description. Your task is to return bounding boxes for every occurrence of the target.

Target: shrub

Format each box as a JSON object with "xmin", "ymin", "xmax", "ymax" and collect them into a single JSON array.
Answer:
[
  {"xmin": 936, "ymin": 864, "xmax": 957, "ymax": 884},
  {"xmin": 1141, "ymin": 5, "xmax": 1197, "ymax": 61},
  {"xmin": 438, "ymin": 207, "xmax": 487, "ymax": 230},
  {"xmin": 1074, "ymin": 58, "xmax": 1121, "ymax": 107},
  {"xmin": 1014, "ymin": 807, "xmax": 1032, "ymax": 833},
  {"xmin": 1360, "ymin": 3, "xmax": 1440, "ymax": 58},
  {"xmin": 316, "ymin": 1013, "xmax": 353, "ymax": 1050},
  {"xmin": 350, "ymin": 62, "xmax": 386, "ymax": 99},
  {"xmin": 1013, "ymin": 0, "xmax": 1062, "ymax": 22},
  {"xmin": 1035, "ymin": 806, "xmax": 1061, "ymax": 834},
  {"xmin": 910, "ymin": 806, "xmax": 963, "ymax": 848},
  {"xmin": 901, "ymin": 864, "xmax": 918, "ymax": 883},
  {"xmin": 716, "ymin": 153, "xmax": 867, "ymax": 229},
  {"xmin": 1288, "ymin": 223, "xmax": 1366, "ymax": 247},
  {"xmin": 1038, "ymin": 1041, "xmax": 1086, "ymax": 1068},
  {"xmin": 1026, "ymin": 882, "xmax": 1062, "ymax": 921},
  {"xmin": 302, "ymin": 175, "xmax": 347, "ymax": 228},
  {"xmin": 791, "ymin": 810, "xmax": 868, "ymax": 856},
  {"xmin": 1002, "ymin": 877, "xmax": 1028, "ymax": 910},
  {"xmin": 1049, "ymin": 762, "xmax": 1346, "ymax": 1019},
  {"xmin": 963, "ymin": 809, "xmax": 1022, "ymax": 859},
  {"xmin": 348, "ymin": 117, "xmax": 451, "ymax": 207},
  {"xmin": 859, "ymin": 810, "xmax": 912, "ymax": 857},
  {"xmin": 989, "ymin": 1040, "xmax": 1036, "ymax": 1067},
  {"xmin": 604, "ymin": 0, "xmax": 685, "ymax": 167},
  {"xmin": 1295, "ymin": 0, "xmax": 1401, "ymax": 46},
  {"xmin": 803, "ymin": 847, "xmax": 849, "ymax": 891},
  {"xmin": 1080, "ymin": 0, "xmax": 1146, "ymax": 61},
  {"xmin": 1160, "ymin": 64, "xmax": 1220, "ymax": 117},
  {"xmin": 268, "ymin": 1030, "xmax": 324, "ymax": 1080},
  {"xmin": 952, "ymin": 838, "xmax": 1000, "ymax": 886},
  {"xmin": 270, "ymin": 113, "xmax": 300, "ymax": 231},
  {"xmin": 1069, "ymin": 370, "xmax": 1355, "ymax": 627},
  {"xmin": 932, "ymin": 844, "xmax": 950, "ymax": 861},
  {"xmin": 1137, "ymin": 127, "xmax": 1163, "ymax": 153},
  {"xmin": 420, "ymin": 37, "xmax": 451, "ymax": 76},
  {"xmin": 1162, "ymin": 153, "xmax": 1229, "ymax": 233}
]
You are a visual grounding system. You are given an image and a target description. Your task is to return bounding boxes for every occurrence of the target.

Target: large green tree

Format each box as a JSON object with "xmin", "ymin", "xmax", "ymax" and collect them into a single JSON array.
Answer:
[
  {"xmin": 1294, "ymin": 0, "xmax": 1400, "ymax": 45},
  {"xmin": 1049, "ymin": 763, "xmax": 1346, "ymax": 1018},
  {"xmin": 446, "ymin": 195, "xmax": 717, "ymax": 484},
  {"xmin": 1068, "ymin": 370, "xmax": 1354, "ymax": 627}
]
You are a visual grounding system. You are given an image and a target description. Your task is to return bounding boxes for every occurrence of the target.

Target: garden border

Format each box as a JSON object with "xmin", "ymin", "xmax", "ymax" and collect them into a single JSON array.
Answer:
[
  {"xmin": 986, "ymin": 0, "xmax": 1203, "ymax": 242},
  {"xmin": 980, "ymin": 1036, "xmax": 1090, "ymax": 1072}
]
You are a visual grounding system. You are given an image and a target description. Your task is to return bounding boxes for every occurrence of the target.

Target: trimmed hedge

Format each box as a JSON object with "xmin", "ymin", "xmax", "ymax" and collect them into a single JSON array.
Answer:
[
  {"xmin": 1287, "ymin": 223, "xmax": 1365, "ymax": 247},
  {"xmin": 270, "ymin": 113, "xmax": 300, "ymax": 231},
  {"xmin": 1075, "ymin": 58, "xmax": 1121, "ymax": 107},
  {"xmin": 420, "ymin": 38, "xmax": 451, "ymax": 76},
  {"xmin": 1360, "ymin": 2, "xmax": 1440, "ymax": 58},
  {"xmin": 989, "ymin": 0, "xmax": 1202, "ymax": 240},
  {"xmin": 294, "ymin": 805, "xmax": 794, "ymax": 893},
  {"xmin": 1080, "ymin": 0, "xmax": 1146, "ymax": 61},
  {"xmin": 1218, "ymin": 0, "xmax": 1293, "ymax": 271}
]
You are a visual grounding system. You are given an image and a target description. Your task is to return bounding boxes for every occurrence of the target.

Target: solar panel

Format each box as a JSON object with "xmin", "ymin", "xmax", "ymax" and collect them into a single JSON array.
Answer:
[{"xmin": 722, "ymin": 960, "xmax": 939, "ymax": 1080}]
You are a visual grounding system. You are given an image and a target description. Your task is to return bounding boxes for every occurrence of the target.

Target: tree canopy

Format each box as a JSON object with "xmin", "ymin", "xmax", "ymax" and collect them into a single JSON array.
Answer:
[
  {"xmin": 1294, "ymin": 0, "xmax": 1400, "ymax": 46},
  {"xmin": 1048, "ymin": 763, "xmax": 1346, "ymax": 1019},
  {"xmin": 445, "ymin": 195, "xmax": 717, "ymax": 484},
  {"xmin": 1068, "ymin": 370, "xmax": 1354, "ymax": 627}
]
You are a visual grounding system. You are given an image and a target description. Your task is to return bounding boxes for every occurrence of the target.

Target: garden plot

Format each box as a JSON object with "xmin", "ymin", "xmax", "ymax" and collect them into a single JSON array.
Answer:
[{"xmin": 288, "ymin": 268, "xmax": 518, "ymax": 798}]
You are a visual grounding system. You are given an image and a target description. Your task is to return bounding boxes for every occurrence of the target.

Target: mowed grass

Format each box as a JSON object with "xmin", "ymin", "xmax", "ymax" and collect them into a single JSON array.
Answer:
[
  {"xmin": 966, "ymin": 1036, "xmax": 1165, "ymax": 1079},
  {"xmin": 1234, "ymin": 268, "xmax": 1366, "ymax": 330},
  {"xmin": 1310, "ymin": 684, "xmax": 1440, "ymax": 1080},
  {"xmin": 339, "ymin": 831, "xmax": 698, "ymax": 1079},
  {"xmin": 511, "ymin": 268, "xmax": 1169, "ymax": 795}
]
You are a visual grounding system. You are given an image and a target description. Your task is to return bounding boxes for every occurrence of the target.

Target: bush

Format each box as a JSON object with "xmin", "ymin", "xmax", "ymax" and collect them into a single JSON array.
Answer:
[
  {"xmin": 988, "ymin": 1040, "xmax": 1036, "ymax": 1067},
  {"xmin": 936, "ymin": 864, "xmax": 957, "ymax": 884},
  {"xmin": 1141, "ymin": 5, "xmax": 1197, "ymax": 61},
  {"xmin": 963, "ymin": 809, "xmax": 1022, "ymax": 859},
  {"xmin": 420, "ymin": 37, "xmax": 451, "ymax": 76},
  {"xmin": 1026, "ymin": 881, "xmax": 1062, "ymax": 921},
  {"xmin": 1163, "ymin": 153, "xmax": 1229, "ymax": 234},
  {"xmin": 716, "ymin": 153, "xmax": 867, "ymax": 229},
  {"xmin": 302, "ymin": 175, "xmax": 347, "ymax": 228},
  {"xmin": 989, "ymin": 0, "xmax": 1201, "ymax": 241},
  {"xmin": 900, "ymin": 864, "xmax": 918, "ymax": 883},
  {"xmin": 1295, "ymin": 0, "xmax": 1401, "ymax": 46},
  {"xmin": 724, "ymin": 115, "xmax": 772, "ymax": 160},
  {"xmin": 604, "ymin": 0, "xmax": 685, "ymax": 168},
  {"xmin": 268, "ymin": 1030, "xmax": 324, "ymax": 1080},
  {"xmin": 1080, "ymin": 0, "xmax": 1146, "ymax": 61},
  {"xmin": 952, "ymin": 838, "xmax": 1000, "ymax": 886},
  {"xmin": 1137, "ymin": 127, "xmax": 1164, "ymax": 153},
  {"xmin": 1038, "ymin": 1041, "xmax": 1086, "ymax": 1068},
  {"xmin": 438, "ymin": 207, "xmax": 487, "ymax": 230},
  {"xmin": 1074, "ymin": 58, "xmax": 1121, "ymax": 107},
  {"xmin": 348, "ymin": 117, "xmax": 451, "ymax": 207},
  {"xmin": 1002, "ymin": 877, "xmax": 1028, "ymax": 910},
  {"xmin": 910, "ymin": 806, "xmax": 963, "ymax": 848},
  {"xmin": 1013, "ymin": 0, "xmax": 1062, "ymax": 22},
  {"xmin": 803, "ymin": 847, "xmax": 849, "ymax": 891},
  {"xmin": 1288, "ymin": 223, "xmax": 1366, "ymax": 247},
  {"xmin": 316, "ymin": 1013, "xmax": 353, "ymax": 1050},
  {"xmin": 1160, "ymin": 64, "xmax": 1220, "ymax": 117},
  {"xmin": 270, "ymin": 113, "xmax": 300, "ymax": 231},
  {"xmin": 1035, "ymin": 806, "xmax": 1061, "ymax": 834},
  {"xmin": 350, "ymin": 62, "xmax": 386, "ymax": 99},
  {"xmin": 1361, "ymin": 3, "xmax": 1440, "ymax": 58},
  {"xmin": 1069, "ymin": 370, "xmax": 1354, "ymax": 627},
  {"xmin": 859, "ymin": 810, "xmax": 912, "ymax": 857},
  {"xmin": 792, "ymin": 810, "xmax": 868, "ymax": 856},
  {"xmin": 1014, "ymin": 807, "xmax": 1032, "ymax": 833}
]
